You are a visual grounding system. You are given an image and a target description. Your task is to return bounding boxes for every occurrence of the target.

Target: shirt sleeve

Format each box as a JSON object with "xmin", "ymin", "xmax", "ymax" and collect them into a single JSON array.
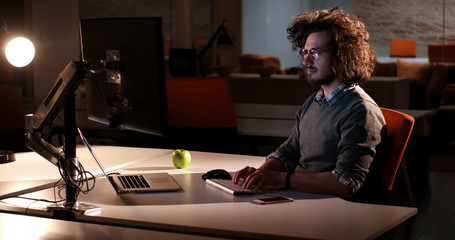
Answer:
[
  {"xmin": 265, "ymin": 106, "xmax": 307, "ymax": 173},
  {"xmin": 333, "ymin": 103, "xmax": 385, "ymax": 195}
]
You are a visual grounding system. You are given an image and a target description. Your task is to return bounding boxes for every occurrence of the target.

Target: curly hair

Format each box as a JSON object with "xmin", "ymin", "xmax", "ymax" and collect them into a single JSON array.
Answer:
[{"xmin": 287, "ymin": 7, "xmax": 376, "ymax": 86}]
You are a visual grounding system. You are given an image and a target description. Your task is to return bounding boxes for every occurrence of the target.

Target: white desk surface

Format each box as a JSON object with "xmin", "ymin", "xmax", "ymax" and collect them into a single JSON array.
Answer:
[
  {"xmin": 0, "ymin": 211, "xmax": 224, "ymax": 240},
  {"xmin": 0, "ymin": 146, "xmax": 417, "ymax": 240}
]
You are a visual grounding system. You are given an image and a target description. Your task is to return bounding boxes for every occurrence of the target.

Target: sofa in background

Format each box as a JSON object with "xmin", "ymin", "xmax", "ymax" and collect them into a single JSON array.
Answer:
[
  {"xmin": 238, "ymin": 54, "xmax": 281, "ymax": 76},
  {"xmin": 373, "ymin": 60, "xmax": 455, "ymax": 109}
]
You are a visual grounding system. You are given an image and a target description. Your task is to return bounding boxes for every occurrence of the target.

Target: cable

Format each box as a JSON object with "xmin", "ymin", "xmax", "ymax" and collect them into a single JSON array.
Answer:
[
  {"xmin": 54, "ymin": 149, "xmax": 96, "ymax": 209},
  {"xmin": 83, "ymin": 75, "xmax": 107, "ymax": 101}
]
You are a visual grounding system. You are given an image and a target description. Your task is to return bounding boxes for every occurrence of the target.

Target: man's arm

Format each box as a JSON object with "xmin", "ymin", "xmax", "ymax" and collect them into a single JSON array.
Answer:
[
  {"xmin": 288, "ymin": 171, "xmax": 351, "ymax": 198},
  {"xmin": 233, "ymin": 158, "xmax": 351, "ymax": 198}
]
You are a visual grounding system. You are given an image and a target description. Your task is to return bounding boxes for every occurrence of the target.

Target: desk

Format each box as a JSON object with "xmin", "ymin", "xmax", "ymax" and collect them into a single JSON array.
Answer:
[
  {"xmin": 235, "ymin": 103, "xmax": 298, "ymax": 137},
  {"xmin": 0, "ymin": 146, "xmax": 417, "ymax": 240},
  {"xmin": 0, "ymin": 211, "xmax": 223, "ymax": 240}
]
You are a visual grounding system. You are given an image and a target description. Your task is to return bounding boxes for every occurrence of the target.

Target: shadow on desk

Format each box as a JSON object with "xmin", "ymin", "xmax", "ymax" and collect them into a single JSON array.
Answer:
[{"xmin": 25, "ymin": 173, "xmax": 333, "ymax": 206}]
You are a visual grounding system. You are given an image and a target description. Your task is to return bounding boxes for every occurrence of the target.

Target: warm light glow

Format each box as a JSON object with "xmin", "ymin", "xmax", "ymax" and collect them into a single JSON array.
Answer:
[
  {"xmin": 1, "ymin": 213, "xmax": 47, "ymax": 240},
  {"xmin": 5, "ymin": 37, "xmax": 35, "ymax": 67}
]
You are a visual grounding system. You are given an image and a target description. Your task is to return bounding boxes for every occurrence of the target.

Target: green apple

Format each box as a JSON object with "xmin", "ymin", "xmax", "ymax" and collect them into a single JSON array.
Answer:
[{"xmin": 172, "ymin": 149, "xmax": 191, "ymax": 169}]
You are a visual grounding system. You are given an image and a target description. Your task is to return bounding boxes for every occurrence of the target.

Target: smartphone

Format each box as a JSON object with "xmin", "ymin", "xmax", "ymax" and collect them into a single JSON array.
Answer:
[{"xmin": 253, "ymin": 196, "xmax": 294, "ymax": 205}]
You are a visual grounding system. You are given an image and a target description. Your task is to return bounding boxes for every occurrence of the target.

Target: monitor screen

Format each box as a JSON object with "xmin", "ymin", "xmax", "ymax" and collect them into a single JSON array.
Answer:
[{"xmin": 79, "ymin": 17, "xmax": 167, "ymax": 136}]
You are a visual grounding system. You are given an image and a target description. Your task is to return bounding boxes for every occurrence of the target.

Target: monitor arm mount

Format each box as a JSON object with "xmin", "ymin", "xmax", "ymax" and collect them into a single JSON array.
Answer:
[
  {"xmin": 24, "ymin": 60, "xmax": 90, "ymax": 213},
  {"xmin": 25, "ymin": 54, "xmax": 122, "ymax": 215}
]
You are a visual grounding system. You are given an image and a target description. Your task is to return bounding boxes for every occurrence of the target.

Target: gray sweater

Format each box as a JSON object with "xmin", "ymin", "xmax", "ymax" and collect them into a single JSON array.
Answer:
[{"xmin": 269, "ymin": 85, "xmax": 385, "ymax": 194}]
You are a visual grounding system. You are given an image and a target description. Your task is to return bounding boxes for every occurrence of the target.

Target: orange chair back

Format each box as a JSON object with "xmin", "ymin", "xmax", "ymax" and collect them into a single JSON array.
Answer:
[
  {"xmin": 380, "ymin": 108, "xmax": 414, "ymax": 190},
  {"xmin": 166, "ymin": 77, "xmax": 237, "ymax": 128}
]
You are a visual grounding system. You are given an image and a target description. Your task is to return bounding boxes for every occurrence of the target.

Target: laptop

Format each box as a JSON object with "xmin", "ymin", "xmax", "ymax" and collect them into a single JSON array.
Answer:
[{"xmin": 77, "ymin": 128, "xmax": 181, "ymax": 194}]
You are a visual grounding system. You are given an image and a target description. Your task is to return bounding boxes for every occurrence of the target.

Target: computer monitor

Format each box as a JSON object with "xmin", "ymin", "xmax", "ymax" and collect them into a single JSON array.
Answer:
[{"xmin": 79, "ymin": 17, "xmax": 168, "ymax": 136}]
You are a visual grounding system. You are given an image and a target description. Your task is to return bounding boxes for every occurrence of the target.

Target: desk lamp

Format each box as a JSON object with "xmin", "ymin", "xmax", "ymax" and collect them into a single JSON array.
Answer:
[
  {"xmin": 0, "ymin": 22, "xmax": 35, "ymax": 164},
  {"xmin": 197, "ymin": 20, "xmax": 233, "ymax": 77},
  {"xmin": 1, "ymin": 22, "xmax": 35, "ymax": 68}
]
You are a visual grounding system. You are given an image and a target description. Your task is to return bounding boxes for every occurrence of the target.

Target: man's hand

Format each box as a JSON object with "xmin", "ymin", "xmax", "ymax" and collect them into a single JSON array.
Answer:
[{"xmin": 233, "ymin": 166, "xmax": 284, "ymax": 190}]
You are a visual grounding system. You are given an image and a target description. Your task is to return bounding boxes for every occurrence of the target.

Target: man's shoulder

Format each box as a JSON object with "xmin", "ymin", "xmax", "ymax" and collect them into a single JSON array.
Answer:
[{"xmin": 344, "ymin": 85, "xmax": 379, "ymax": 107}]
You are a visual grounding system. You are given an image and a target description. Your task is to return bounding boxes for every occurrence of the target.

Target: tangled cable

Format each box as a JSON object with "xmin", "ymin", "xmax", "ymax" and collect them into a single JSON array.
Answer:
[{"xmin": 56, "ymin": 149, "xmax": 96, "ymax": 208}]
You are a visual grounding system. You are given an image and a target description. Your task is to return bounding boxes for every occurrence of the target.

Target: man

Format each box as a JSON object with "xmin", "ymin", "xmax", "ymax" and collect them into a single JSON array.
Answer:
[{"xmin": 233, "ymin": 7, "xmax": 385, "ymax": 199}]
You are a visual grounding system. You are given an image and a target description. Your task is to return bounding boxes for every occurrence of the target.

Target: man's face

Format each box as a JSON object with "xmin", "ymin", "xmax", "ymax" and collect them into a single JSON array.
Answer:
[{"xmin": 302, "ymin": 31, "xmax": 336, "ymax": 85}]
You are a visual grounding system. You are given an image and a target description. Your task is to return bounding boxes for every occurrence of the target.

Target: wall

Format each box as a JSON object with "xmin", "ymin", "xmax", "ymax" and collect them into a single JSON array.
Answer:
[
  {"xmin": 242, "ymin": 0, "xmax": 455, "ymax": 68},
  {"xmin": 30, "ymin": 0, "xmax": 80, "ymax": 98},
  {"xmin": 27, "ymin": 0, "xmax": 455, "ymax": 96},
  {"xmin": 30, "ymin": 0, "xmax": 239, "ymax": 97},
  {"xmin": 352, "ymin": 0, "xmax": 455, "ymax": 58},
  {"xmin": 242, "ymin": 0, "xmax": 308, "ymax": 69}
]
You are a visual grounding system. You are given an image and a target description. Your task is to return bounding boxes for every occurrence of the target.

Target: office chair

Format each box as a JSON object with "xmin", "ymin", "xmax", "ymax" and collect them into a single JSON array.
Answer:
[
  {"xmin": 379, "ymin": 108, "xmax": 414, "ymax": 189},
  {"xmin": 165, "ymin": 76, "xmax": 238, "ymax": 153},
  {"xmin": 353, "ymin": 108, "xmax": 414, "ymax": 205}
]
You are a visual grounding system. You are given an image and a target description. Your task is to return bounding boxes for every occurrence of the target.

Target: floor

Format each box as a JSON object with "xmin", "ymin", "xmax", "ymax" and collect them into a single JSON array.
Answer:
[{"xmin": 389, "ymin": 143, "xmax": 455, "ymax": 240}]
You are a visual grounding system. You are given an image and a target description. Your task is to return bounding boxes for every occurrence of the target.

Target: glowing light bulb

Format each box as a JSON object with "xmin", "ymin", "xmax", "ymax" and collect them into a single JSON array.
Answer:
[{"xmin": 5, "ymin": 37, "xmax": 35, "ymax": 67}]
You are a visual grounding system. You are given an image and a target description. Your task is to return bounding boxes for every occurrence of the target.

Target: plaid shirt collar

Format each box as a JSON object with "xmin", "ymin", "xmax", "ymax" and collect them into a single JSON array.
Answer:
[{"xmin": 315, "ymin": 83, "xmax": 354, "ymax": 105}]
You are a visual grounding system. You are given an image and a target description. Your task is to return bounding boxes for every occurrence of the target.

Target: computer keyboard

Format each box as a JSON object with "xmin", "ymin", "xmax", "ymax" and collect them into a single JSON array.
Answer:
[{"xmin": 206, "ymin": 178, "xmax": 261, "ymax": 196}]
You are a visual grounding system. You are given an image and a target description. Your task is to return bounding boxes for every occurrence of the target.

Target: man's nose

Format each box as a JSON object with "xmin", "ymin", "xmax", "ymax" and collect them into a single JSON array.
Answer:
[{"xmin": 303, "ymin": 54, "xmax": 313, "ymax": 66}]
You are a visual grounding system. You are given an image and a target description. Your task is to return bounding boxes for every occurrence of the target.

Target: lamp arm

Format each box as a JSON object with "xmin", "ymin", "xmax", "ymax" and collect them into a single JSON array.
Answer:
[
  {"xmin": 196, "ymin": 20, "xmax": 226, "ymax": 60},
  {"xmin": 196, "ymin": 20, "xmax": 227, "ymax": 76},
  {"xmin": 25, "ymin": 60, "xmax": 85, "ymax": 167}
]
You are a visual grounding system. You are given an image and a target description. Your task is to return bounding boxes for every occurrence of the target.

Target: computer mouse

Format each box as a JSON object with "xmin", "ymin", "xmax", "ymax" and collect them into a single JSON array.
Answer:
[{"xmin": 202, "ymin": 169, "xmax": 232, "ymax": 181}]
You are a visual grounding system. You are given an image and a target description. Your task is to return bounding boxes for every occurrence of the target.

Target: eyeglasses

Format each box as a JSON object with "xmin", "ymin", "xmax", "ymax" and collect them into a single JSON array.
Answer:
[{"xmin": 300, "ymin": 48, "xmax": 330, "ymax": 61}]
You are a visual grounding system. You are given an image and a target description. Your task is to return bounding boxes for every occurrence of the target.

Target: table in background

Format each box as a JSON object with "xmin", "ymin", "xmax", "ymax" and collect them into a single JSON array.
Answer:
[{"xmin": 228, "ymin": 73, "xmax": 409, "ymax": 109}]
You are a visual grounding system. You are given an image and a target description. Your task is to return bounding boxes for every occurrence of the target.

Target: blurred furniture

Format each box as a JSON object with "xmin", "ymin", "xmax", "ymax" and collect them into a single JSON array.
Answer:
[
  {"xmin": 210, "ymin": 65, "xmax": 236, "ymax": 77},
  {"xmin": 390, "ymin": 39, "xmax": 416, "ymax": 57},
  {"xmin": 0, "ymin": 84, "xmax": 27, "ymax": 152},
  {"xmin": 428, "ymin": 43, "xmax": 455, "ymax": 62},
  {"xmin": 362, "ymin": 77, "xmax": 409, "ymax": 109},
  {"xmin": 0, "ymin": 56, "xmax": 27, "ymax": 152},
  {"xmin": 166, "ymin": 76, "xmax": 238, "ymax": 153},
  {"xmin": 168, "ymin": 48, "xmax": 197, "ymax": 77},
  {"xmin": 228, "ymin": 73, "xmax": 409, "ymax": 108},
  {"xmin": 238, "ymin": 54, "xmax": 280, "ymax": 74},
  {"xmin": 434, "ymin": 83, "xmax": 455, "ymax": 146},
  {"xmin": 373, "ymin": 60, "xmax": 455, "ymax": 109}
]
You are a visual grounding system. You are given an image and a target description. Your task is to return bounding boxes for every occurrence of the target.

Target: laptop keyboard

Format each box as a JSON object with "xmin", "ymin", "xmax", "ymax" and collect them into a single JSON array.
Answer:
[{"xmin": 118, "ymin": 175, "xmax": 151, "ymax": 189}]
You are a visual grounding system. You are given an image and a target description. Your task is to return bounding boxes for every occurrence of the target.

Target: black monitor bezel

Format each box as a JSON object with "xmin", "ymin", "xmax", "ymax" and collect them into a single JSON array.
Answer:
[{"xmin": 79, "ymin": 17, "xmax": 168, "ymax": 137}]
